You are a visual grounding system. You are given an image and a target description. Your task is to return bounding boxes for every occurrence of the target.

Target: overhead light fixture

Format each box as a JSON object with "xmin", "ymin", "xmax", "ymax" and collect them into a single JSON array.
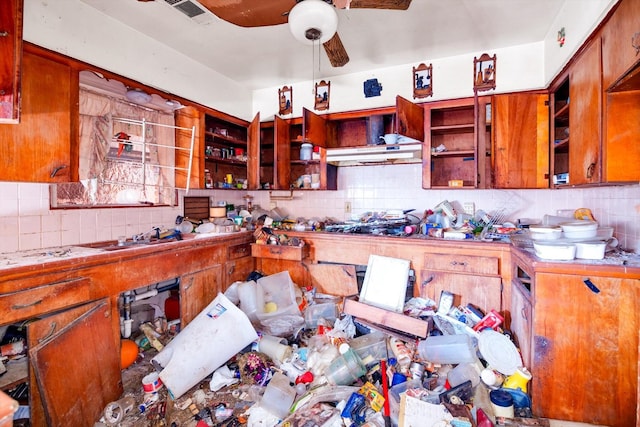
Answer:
[
  {"xmin": 125, "ymin": 88, "xmax": 152, "ymax": 105},
  {"xmin": 288, "ymin": 0, "xmax": 338, "ymax": 45}
]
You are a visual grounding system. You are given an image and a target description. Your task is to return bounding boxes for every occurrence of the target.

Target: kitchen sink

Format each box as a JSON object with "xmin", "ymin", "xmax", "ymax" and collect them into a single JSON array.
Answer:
[{"xmin": 79, "ymin": 236, "xmax": 182, "ymax": 251}]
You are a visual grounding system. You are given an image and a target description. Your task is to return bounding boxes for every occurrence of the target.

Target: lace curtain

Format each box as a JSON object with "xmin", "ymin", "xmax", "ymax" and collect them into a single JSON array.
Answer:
[{"xmin": 54, "ymin": 88, "xmax": 177, "ymax": 206}]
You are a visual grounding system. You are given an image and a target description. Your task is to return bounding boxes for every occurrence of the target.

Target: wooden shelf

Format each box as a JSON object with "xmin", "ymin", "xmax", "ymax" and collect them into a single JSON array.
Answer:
[
  {"xmin": 205, "ymin": 131, "xmax": 246, "ymax": 147},
  {"xmin": 431, "ymin": 123, "xmax": 475, "ymax": 134},
  {"xmin": 431, "ymin": 149, "xmax": 475, "ymax": 158}
]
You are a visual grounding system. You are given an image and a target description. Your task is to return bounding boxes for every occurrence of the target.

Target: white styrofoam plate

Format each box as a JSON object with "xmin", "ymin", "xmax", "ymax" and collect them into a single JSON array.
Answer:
[{"xmin": 478, "ymin": 329, "xmax": 523, "ymax": 376}]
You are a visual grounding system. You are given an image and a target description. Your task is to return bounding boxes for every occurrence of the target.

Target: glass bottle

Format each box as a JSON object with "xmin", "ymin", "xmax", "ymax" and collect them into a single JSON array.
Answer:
[{"xmin": 204, "ymin": 169, "xmax": 213, "ymax": 189}]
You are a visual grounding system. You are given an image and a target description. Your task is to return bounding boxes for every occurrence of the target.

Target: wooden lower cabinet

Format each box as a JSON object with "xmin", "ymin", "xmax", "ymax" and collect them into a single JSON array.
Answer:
[
  {"xmin": 531, "ymin": 272, "xmax": 639, "ymax": 427},
  {"xmin": 421, "ymin": 252, "xmax": 503, "ymax": 314},
  {"xmin": 509, "ymin": 278, "xmax": 532, "ymax": 369},
  {"xmin": 180, "ymin": 264, "xmax": 223, "ymax": 327},
  {"xmin": 27, "ymin": 299, "xmax": 121, "ymax": 427}
]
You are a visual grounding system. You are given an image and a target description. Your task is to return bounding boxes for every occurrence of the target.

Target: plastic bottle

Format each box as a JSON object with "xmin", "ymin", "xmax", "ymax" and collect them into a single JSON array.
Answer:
[
  {"xmin": 389, "ymin": 337, "xmax": 412, "ymax": 368},
  {"xmin": 204, "ymin": 169, "xmax": 213, "ymax": 189}
]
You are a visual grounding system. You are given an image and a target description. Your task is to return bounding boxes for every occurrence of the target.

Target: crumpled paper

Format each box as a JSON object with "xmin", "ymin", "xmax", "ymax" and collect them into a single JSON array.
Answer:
[{"xmin": 209, "ymin": 364, "xmax": 240, "ymax": 392}]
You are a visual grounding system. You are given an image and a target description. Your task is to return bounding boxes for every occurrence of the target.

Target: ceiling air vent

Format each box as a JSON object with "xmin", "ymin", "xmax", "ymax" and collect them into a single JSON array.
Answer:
[{"xmin": 163, "ymin": 0, "xmax": 213, "ymax": 24}]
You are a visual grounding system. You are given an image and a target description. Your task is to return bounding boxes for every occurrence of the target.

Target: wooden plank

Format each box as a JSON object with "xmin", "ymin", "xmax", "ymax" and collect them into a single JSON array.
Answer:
[
  {"xmin": 343, "ymin": 298, "xmax": 429, "ymax": 338},
  {"xmin": 307, "ymin": 264, "xmax": 358, "ymax": 297}
]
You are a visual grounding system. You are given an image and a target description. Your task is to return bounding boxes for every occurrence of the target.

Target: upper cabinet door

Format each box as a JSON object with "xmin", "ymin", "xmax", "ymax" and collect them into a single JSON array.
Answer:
[
  {"xmin": 302, "ymin": 107, "xmax": 327, "ymax": 147},
  {"xmin": 569, "ymin": 39, "xmax": 602, "ymax": 186},
  {"xmin": 601, "ymin": 0, "xmax": 640, "ymax": 90},
  {"xmin": 493, "ymin": 93, "xmax": 549, "ymax": 189},
  {"xmin": 396, "ymin": 95, "xmax": 424, "ymax": 141},
  {"xmin": 0, "ymin": 0, "xmax": 23, "ymax": 123},
  {"xmin": 274, "ymin": 115, "xmax": 291, "ymax": 190},
  {"xmin": 246, "ymin": 112, "xmax": 260, "ymax": 189},
  {"xmin": 0, "ymin": 48, "xmax": 77, "ymax": 182}
]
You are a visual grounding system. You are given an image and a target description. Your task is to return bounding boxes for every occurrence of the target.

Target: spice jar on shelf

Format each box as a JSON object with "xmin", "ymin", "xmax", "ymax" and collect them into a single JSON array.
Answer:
[{"xmin": 204, "ymin": 169, "xmax": 213, "ymax": 189}]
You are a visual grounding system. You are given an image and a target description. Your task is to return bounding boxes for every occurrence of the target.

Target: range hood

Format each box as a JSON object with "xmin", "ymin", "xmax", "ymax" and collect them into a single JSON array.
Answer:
[{"xmin": 326, "ymin": 143, "xmax": 422, "ymax": 166}]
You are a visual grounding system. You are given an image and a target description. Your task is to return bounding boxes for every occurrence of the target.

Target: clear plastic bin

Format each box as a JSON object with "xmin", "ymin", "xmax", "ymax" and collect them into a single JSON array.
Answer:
[
  {"xmin": 417, "ymin": 334, "xmax": 477, "ymax": 364},
  {"xmin": 304, "ymin": 302, "xmax": 338, "ymax": 328},
  {"xmin": 255, "ymin": 272, "xmax": 300, "ymax": 322},
  {"xmin": 349, "ymin": 331, "xmax": 388, "ymax": 363}
]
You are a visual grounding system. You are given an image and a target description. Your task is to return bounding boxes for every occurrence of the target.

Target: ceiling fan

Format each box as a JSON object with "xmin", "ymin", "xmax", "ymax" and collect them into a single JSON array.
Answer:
[{"xmin": 139, "ymin": 0, "xmax": 412, "ymax": 68}]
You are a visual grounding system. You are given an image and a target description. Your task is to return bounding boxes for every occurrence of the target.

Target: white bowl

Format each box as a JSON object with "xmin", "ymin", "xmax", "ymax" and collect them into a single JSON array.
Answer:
[
  {"xmin": 559, "ymin": 220, "xmax": 598, "ymax": 239},
  {"xmin": 574, "ymin": 240, "xmax": 606, "ymax": 260},
  {"xmin": 528, "ymin": 225, "xmax": 563, "ymax": 240},
  {"xmin": 533, "ymin": 241, "xmax": 576, "ymax": 260}
]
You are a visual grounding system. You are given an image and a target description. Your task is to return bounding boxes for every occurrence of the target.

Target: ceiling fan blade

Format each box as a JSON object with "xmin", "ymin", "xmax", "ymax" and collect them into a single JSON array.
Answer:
[
  {"xmin": 198, "ymin": 0, "xmax": 295, "ymax": 27},
  {"xmin": 336, "ymin": 0, "xmax": 412, "ymax": 10},
  {"xmin": 323, "ymin": 32, "xmax": 350, "ymax": 67}
]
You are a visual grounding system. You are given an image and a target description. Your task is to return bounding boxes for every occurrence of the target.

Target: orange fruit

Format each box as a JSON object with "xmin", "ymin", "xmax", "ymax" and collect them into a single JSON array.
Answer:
[{"xmin": 120, "ymin": 339, "xmax": 139, "ymax": 369}]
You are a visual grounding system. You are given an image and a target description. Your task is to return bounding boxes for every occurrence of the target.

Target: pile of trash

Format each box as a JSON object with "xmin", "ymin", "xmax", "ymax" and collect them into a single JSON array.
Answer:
[{"xmin": 97, "ymin": 264, "xmax": 541, "ymax": 427}]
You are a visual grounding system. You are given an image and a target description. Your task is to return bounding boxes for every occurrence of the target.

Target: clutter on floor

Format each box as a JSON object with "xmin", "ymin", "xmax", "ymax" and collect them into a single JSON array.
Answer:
[{"xmin": 92, "ymin": 254, "xmax": 547, "ymax": 427}]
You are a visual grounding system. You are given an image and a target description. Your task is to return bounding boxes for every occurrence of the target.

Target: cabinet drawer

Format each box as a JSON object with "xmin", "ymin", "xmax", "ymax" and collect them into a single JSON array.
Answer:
[
  {"xmin": 424, "ymin": 253, "xmax": 499, "ymax": 275},
  {"xmin": 0, "ymin": 277, "xmax": 91, "ymax": 324},
  {"xmin": 251, "ymin": 244, "xmax": 308, "ymax": 261},
  {"xmin": 227, "ymin": 243, "xmax": 251, "ymax": 260}
]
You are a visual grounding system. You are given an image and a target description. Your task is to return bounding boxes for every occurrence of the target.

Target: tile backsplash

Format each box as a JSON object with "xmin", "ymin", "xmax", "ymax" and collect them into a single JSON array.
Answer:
[{"xmin": 1, "ymin": 164, "xmax": 638, "ymax": 253}]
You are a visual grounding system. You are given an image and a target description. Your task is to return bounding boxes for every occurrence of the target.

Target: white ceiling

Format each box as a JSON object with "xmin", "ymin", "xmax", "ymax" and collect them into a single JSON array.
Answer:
[{"xmin": 78, "ymin": 0, "xmax": 585, "ymax": 91}]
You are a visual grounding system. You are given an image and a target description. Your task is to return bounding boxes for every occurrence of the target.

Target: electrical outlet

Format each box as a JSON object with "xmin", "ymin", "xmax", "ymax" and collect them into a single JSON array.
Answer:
[
  {"xmin": 463, "ymin": 202, "xmax": 475, "ymax": 216},
  {"xmin": 269, "ymin": 201, "xmax": 277, "ymax": 210},
  {"xmin": 344, "ymin": 201, "xmax": 352, "ymax": 213}
]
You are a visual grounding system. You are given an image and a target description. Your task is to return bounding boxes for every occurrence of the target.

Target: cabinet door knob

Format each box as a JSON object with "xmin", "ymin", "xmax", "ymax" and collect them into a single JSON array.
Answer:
[
  {"xmin": 632, "ymin": 32, "xmax": 640, "ymax": 55},
  {"xmin": 583, "ymin": 278, "xmax": 600, "ymax": 294},
  {"xmin": 0, "ymin": 31, "xmax": 8, "ymax": 37}
]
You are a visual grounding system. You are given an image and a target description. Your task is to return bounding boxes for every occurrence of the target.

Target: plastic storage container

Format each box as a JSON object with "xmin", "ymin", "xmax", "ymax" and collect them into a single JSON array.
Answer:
[
  {"xmin": 490, "ymin": 389, "xmax": 515, "ymax": 418},
  {"xmin": 255, "ymin": 272, "xmax": 301, "ymax": 322},
  {"xmin": 447, "ymin": 361, "xmax": 482, "ymax": 387},
  {"xmin": 350, "ymin": 331, "xmax": 388, "ymax": 363},
  {"xmin": 417, "ymin": 334, "xmax": 477, "ymax": 364},
  {"xmin": 304, "ymin": 302, "xmax": 338, "ymax": 328},
  {"xmin": 260, "ymin": 372, "xmax": 296, "ymax": 419},
  {"xmin": 300, "ymin": 143, "xmax": 313, "ymax": 160}
]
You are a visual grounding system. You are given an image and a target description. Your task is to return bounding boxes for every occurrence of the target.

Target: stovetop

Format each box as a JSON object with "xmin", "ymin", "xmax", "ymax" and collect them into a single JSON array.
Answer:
[{"xmin": 325, "ymin": 218, "xmax": 412, "ymax": 235}]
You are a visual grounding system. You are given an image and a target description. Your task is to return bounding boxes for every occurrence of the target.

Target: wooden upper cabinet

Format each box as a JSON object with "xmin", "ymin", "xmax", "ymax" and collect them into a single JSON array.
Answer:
[
  {"xmin": 395, "ymin": 95, "xmax": 424, "ymax": 141},
  {"xmin": 0, "ymin": 0, "xmax": 23, "ymax": 123},
  {"xmin": 604, "ymin": 90, "xmax": 640, "ymax": 182},
  {"xmin": 274, "ymin": 115, "xmax": 291, "ymax": 190},
  {"xmin": 246, "ymin": 112, "xmax": 260, "ymax": 189},
  {"xmin": 0, "ymin": 47, "xmax": 77, "ymax": 182},
  {"xmin": 601, "ymin": 0, "xmax": 640, "ymax": 90},
  {"xmin": 302, "ymin": 107, "xmax": 327, "ymax": 147},
  {"xmin": 568, "ymin": 38, "xmax": 602, "ymax": 185},
  {"xmin": 493, "ymin": 93, "xmax": 549, "ymax": 188},
  {"xmin": 175, "ymin": 106, "xmax": 203, "ymax": 190}
]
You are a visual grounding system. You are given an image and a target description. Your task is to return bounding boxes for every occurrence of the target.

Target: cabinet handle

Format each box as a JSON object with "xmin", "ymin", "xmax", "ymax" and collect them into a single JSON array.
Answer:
[
  {"xmin": 586, "ymin": 162, "xmax": 596, "ymax": 179},
  {"xmin": 268, "ymin": 247, "xmax": 283, "ymax": 255},
  {"xmin": 521, "ymin": 307, "xmax": 528, "ymax": 321},
  {"xmin": 450, "ymin": 261, "xmax": 467, "ymax": 267},
  {"xmin": 632, "ymin": 32, "xmax": 640, "ymax": 55},
  {"xmin": 50, "ymin": 165, "xmax": 67, "ymax": 178},
  {"xmin": 583, "ymin": 278, "xmax": 600, "ymax": 294},
  {"xmin": 12, "ymin": 299, "xmax": 43, "ymax": 309},
  {"xmin": 0, "ymin": 31, "xmax": 8, "ymax": 37},
  {"xmin": 38, "ymin": 322, "xmax": 57, "ymax": 343},
  {"xmin": 228, "ymin": 265, "xmax": 235, "ymax": 275}
]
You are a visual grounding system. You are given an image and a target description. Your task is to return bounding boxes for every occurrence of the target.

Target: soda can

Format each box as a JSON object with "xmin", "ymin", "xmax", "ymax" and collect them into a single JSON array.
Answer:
[{"xmin": 409, "ymin": 361, "xmax": 425, "ymax": 381}]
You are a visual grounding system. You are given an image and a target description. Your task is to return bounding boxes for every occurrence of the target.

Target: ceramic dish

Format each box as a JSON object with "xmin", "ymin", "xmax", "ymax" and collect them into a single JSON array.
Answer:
[
  {"xmin": 574, "ymin": 240, "xmax": 606, "ymax": 260},
  {"xmin": 533, "ymin": 241, "xmax": 576, "ymax": 260},
  {"xmin": 528, "ymin": 225, "xmax": 563, "ymax": 240},
  {"xmin": 559, "ymin": 220, "xmax": 598, "ymax": 239}
]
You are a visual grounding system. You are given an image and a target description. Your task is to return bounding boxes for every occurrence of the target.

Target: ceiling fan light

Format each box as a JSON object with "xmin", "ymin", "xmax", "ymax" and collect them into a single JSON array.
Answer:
[{"xmin": 288, "ymin": 0, "xmax": 338, "ymax": 45}]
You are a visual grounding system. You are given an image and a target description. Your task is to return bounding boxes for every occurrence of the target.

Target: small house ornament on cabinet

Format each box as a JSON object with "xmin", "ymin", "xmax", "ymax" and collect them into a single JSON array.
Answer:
[
  {"xmin": 473, "ymin": 53, "xmax": 496, "ymax": 92},
  {"xmin": 413, "ymin": 63, "xmax": 433, "ymax": 99},
  {"xmin": 278, "ymin": 85, "xmax": 293, "ymax": 115},
  {"xmin": 314, "ymin": 80, "xmax": 330, "ymax": 111}
]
